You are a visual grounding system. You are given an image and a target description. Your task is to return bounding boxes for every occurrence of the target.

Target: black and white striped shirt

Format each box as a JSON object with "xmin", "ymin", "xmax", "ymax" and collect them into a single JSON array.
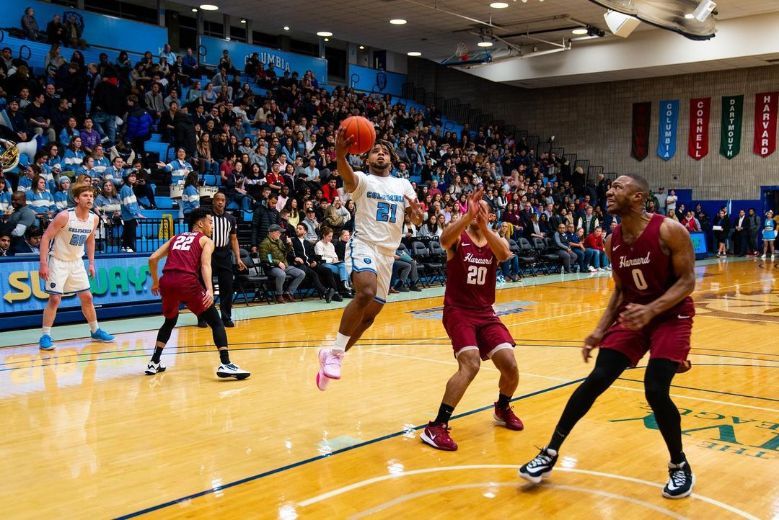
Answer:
[{"xmin": 211, "ymin": 211, "xmax": 237, "ymax": 250}]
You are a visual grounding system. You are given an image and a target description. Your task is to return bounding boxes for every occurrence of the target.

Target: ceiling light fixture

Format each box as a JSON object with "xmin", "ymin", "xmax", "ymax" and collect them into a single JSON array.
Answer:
[
  {"xmin": 477, "ymin": 40, "xmax": 493, "ymax": 47},
  {"xmin": 359, "ymin": 45, "xmax": 365, "ymax": 50},
  {"xmin": 489, "ymin": 2, "xmax": 509, "ymax": 8},
  {"xmin": 283, "ymin": 26, "xmax": 290, "ymax": 31},
  {"xmin": 324, "ymin": 38, "xmax": 330, "ymax": 42},
  {"xmin": 571, "ymin": 27, "xmax": 588, "ymax": 35},
  {"xmin": 316, "ymin": 31, "xmax": 333, "ymax": 37},
  {"xmin": 389, "ymin": 19, "xmax": 407, "ymax": 25},
  {"xmin": 191, "ymin": 8, "xmax": 198, "ymax": 12},
  {"xmin": 199, "ymin": 4, "xmax": 218, "ymax": 11},
  {"xmin": 240, "ymin": 19, "xmax": 246, "ymax": 24},
  {"xmin": 684, "ymin": 13, "xmax": 694, "ymax": 19},
  {"xmin": 407, "ymin": 51, "xmax": 422, "ymax": 56}
]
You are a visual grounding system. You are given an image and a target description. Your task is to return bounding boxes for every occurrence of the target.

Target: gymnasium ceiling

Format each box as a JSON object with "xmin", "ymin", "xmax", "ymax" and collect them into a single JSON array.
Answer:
[{"xmin": 172, "ymin": 0, "xmax": 779, "ymax": 87}]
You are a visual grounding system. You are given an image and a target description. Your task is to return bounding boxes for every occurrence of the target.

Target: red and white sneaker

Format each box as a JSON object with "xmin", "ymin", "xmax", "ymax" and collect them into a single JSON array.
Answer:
[
  {"xmin": 316, "ymin": 349, "xmax": 331, "ymax": 391},
  {"xmin": 420, "ymin": 422, "xmax": 458, "ymax": 451},
  {"xmin": 320, "ymin": 348, "xmax": 344, "ymax": 379},
  {"xmin": 494, "ymin": 403, "xmax": 524, "ymax": 431}
]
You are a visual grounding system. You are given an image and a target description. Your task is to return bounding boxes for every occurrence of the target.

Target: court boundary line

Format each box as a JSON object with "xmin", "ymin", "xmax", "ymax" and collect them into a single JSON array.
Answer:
[
  {"xmin": 617, "ymin": 377, "xmax": 779, "ymax": 403},
  {"xmin": 348, "ymin": 481, "xmax": 689, "ymax": 519},
  {"xmin": 296, "ymin": 465, "xmax": 759, "ymax": 520},
  {"xmin": 113, "ymin": 377, "xmax": 585, "ymax": 519}
]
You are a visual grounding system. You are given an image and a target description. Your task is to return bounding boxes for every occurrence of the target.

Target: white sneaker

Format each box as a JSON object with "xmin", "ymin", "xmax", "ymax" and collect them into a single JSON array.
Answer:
[
  {"xmin": 320, "ymin": 348, "xmax": 344, "ymax": 379},
  {"xmin": 588, "ymin": 266, "xmax": 597, "ymax": 272},
  {"xmin": 604, "ymin": 265, "xmax": 612, "ymax": 271},
  {"xmin": 761, "ymin": 254, "xmax": 766, "ymax": 259},
  {"xmin": 217, "ymin": 363, "xmax": 251, "ymax": 380},
  {"xmin": 145, "ymin": 360, "xmax": 166, "ymax": 375}
]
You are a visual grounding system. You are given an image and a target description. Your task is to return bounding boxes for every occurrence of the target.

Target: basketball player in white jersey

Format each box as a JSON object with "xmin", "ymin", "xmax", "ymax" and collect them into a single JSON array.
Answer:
[
  {"xmin": 38, "ymin": 183, "xmax": 115, "ymax": 350},
  {"xmin": 316, "ymin": 128, "xmax": 424, "ymax": 390}
]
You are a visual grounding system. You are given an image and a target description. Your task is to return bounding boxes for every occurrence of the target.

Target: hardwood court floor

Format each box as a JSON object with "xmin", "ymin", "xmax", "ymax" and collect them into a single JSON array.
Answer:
[{"xmin": 1, "ymin": 259, "xmax": 777, "ymax": 519}]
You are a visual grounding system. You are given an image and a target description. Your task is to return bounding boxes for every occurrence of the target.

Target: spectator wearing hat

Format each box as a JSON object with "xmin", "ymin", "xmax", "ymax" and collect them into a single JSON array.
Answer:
[
  {"xmin": 301, "ymin": 207, "xmax": 319, "ymax": 243},
  {"xmin": 259, "ymin": 224, "xmax": 306, "ymax": 303},
  {"xmin": 53, "ymin": 176, "xmax": 71, "ymax": 212},
  {"xmin": 119, "ymin": 170, "xmax": 144, "ymax": 252}
]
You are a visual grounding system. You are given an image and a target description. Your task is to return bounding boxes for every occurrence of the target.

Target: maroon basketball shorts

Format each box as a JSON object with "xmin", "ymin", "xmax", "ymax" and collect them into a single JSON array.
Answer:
[
  {"xmin": 159, "ymin": 272, "xmax": 210, "ymax": 319},
  {"xmin": 443, "ymin": 306, "xmax": 515, "ymax": 361},
  {"xmin": 601, "ymin": 301, "xmax": 695, "ymax": 366}
]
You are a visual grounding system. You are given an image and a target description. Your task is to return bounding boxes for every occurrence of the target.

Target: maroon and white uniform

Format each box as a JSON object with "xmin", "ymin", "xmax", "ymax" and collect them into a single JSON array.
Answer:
[
  {"xmin": 601, "ymin": 213, "xmax": 695, "ymax": 366},
  {"xmin": 159, "ymin": 232, "xmax": 210, "ymax": 318},
  {"xmin": 442, "ymin": 231, "xmax": 515, "ymax": 360}
]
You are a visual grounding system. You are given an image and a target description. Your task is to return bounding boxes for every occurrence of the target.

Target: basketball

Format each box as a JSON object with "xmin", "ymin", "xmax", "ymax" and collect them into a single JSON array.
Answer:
[{"xmin": 340, "ymin": 116, "xmax": 376, "ymax": 154}]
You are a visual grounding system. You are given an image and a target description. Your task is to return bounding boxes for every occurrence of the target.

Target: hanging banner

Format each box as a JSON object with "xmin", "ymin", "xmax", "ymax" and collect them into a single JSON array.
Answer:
[
  {"xmin": 657, "ymin": 100, "xmax": 679, "ymax": 160},
  {"xmin": 754, "ymin": 92, "xmax": 779, "ymax": 158},
  {"xmin": 631, "ymin": 102, "xmax": 651, "ymax": 161},
  {"xmin": 687, "ymin": 98, "xmax": 710, "ymax": 160},
  {"xmin": 720, "ymin": 95, "xmax": 743, "ymax": 159}
]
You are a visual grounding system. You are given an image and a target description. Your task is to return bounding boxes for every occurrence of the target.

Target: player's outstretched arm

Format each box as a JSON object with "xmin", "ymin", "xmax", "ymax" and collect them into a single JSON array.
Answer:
[
  {"xmin": 620, "ymin": 219, "xmax": 695, "ymax": 331},
  {"xmin": 440, "ymin": 187, "xmax": 484, "ymax": 251},
  {"xmin": 148, "ymin": 237, "xmax": 174, "ymax": 294},
  {"xmin": 39, "ymin": 211, "xmax": 69, "ymax": 280},
  {"xmin": 335, "ymin": 127, "xmax": 358, "ymax": 193},
  {"xmin": 200, "ymin": 236, "xmax": 216, "ymax": 305},
  {"xmin": 582, "ymin": 234, "xmax": 623, "ymax": 361}
]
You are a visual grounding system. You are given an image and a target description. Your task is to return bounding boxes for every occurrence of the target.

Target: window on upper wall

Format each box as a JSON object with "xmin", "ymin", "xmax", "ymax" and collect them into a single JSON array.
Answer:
[
  {"xmin": 178, "ymin": 15, "xmax": 198, "ymax": 51},
  {"xmin": 82, "ymin": 0, "xmax": 157, "ymax": 25},
  {"xmin": 326, "ymin": 46, "xmax": 346, "ymax": 81},
  {"xmin": 290, "ymin": 39, "xmax": 318, "ymax": 57},
  {"xmin": 252, "ymin": 32, "xmax": 279, "ymax": 48},
  {"xmin": 230, "ymin": 26, "xmax": 246, "ymax": 43},
  {"xmin": 203, "ymin": 21, "xmax": 224, "ymax": 38}
]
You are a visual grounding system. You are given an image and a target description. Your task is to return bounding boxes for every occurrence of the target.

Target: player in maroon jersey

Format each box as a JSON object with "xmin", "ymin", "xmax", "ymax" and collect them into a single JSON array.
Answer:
[
  {"xmin": 145, "ymin": 207, "xmax": 250, "ymax": 380},
  {"xmin": 519, "ymin": 174, "xmax": 697, "ymax": 499},
  {"xmin": 421, "ymin": 188, "xmax": 523, "ymax": 452}
]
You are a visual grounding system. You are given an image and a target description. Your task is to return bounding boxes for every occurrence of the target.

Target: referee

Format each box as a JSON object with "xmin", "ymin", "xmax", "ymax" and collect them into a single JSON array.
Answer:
[{"xmin": 198, "ymin": 192, "xmax": 246, "ymax": 328}]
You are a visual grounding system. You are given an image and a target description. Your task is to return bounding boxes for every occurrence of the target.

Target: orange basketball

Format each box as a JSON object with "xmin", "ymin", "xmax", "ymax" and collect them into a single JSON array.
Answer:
[{"xmin": 340, "ymin": 116, "xmax": 376, "ymax": 155}]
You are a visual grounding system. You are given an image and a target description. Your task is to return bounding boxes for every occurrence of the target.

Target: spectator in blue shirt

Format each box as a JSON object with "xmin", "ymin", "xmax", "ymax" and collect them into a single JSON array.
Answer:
[
  {"xmin": 53, "ymin": 176, "xmax": 71, "ymax": 212},
  {"xmin": 59, "ymin": 116, "xmax": 80, "ymax": 147},
  {"xmin": 181, "ymin": 171, "xmax": 200, "ymax": 216},
  {"xmin": 63, "ymin": 136, "xmax": 85, "ymax": 173},
  {"xmin": 156, "ymin": 147, "xmax": 193, "ymax": 192},
  {"xmin": 27, "ymin": 175, "xmax": 55, "ymax": 220},
  {"xmin": 120, "ymin": 171, "xmax": 144, "ymax": 252}
]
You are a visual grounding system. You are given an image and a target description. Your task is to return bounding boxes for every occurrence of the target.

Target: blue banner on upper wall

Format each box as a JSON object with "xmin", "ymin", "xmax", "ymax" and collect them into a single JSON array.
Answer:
[
  {"xmin": 0, "ymin": 255, "xmax": 163, "ymax": 314},
  {"xmin": 348, "ymin": 64, "xmax": 406, "ymax": 97},
  {"xmin": 657, "ymin": 99, "xmax": 680, "ymax": 160},
  {"xmin": 200, "ymin": 36, "xmax": 328, "ymax": 83}
]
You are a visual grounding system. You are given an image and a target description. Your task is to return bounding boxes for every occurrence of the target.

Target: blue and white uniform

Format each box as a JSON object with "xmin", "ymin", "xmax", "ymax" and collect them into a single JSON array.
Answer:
[
  {"xmin": 162, "ymin": 159, "xmax": 193, "ymax": 188},
  {"xmin": 346, "ymin": 170, "xmax": 416, "ymax": 303},
  {"xmin": 46, "ymin": 209, "xmax": 98, "ymax": 294}
]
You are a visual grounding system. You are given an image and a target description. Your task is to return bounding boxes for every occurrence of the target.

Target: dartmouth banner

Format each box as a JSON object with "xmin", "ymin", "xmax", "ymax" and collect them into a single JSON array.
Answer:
[
  {"xmin": 688, "ymin": 97, "xmax": 710, "ymax": 160},
  {"xmin": 720, "ymin": 95, "xmax": 743, "ymax": 159},
  {"xmin": 657, "ymin": 99, "xmax": 679, "ymax": 160}
]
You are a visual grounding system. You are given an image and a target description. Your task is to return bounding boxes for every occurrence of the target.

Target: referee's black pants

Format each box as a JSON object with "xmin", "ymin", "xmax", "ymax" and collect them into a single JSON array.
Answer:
[{"xmin": 213, "ymin": 251, "xmax": 235, "ymax": 321}]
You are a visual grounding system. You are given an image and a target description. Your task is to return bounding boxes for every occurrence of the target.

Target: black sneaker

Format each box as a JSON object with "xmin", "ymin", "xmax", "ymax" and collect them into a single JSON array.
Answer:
[
  {"xmin": 663, "ymin": 459, "xmax": 695, "ymax": 499},
  {"xmin": 518, "ymin": 447, "xmax": 558, "ymax": 484},
  {"xmin": 197, "ymin": 320, "xmax": 208, "ymax": 328},
  {"xmin": 223, "ymin": 319, "xmax": 235, "ymax": 328}
]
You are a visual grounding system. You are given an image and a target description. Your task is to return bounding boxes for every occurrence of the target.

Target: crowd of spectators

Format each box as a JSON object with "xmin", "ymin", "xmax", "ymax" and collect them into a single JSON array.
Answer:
[{"xmin": 2, "ymin": 12, "xmax": 777, "ymax": 287}]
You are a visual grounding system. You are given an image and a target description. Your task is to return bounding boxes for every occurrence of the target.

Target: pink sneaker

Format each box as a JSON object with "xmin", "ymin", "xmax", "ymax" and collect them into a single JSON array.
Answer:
[
  {"xmin": 494, "ymin": 403, "xmax": 524, "ymax": 431},
  {"xmin": 420, "ymin": 422, "xmax": 458, "ymax": 451},
  {"xmin": 316, "ymin": 349, "xmax": 331, "ymax": 391},
  {"xmin": 320, "ymin": 348, "xmax": 344, "ymax": 379}
]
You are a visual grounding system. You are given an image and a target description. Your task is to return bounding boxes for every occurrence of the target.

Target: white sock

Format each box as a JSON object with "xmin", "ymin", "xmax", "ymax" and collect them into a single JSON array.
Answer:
[
  {"xmin": 333, "ymin": 332, "xmax": 349, "ymax": 352},
  {"xmin": 88, "ymin": 321, "xmax": 99, "ymax": 333},
  {"xmin": 42, "ymin": 327, "xmax": 52, "ymax": 336}
]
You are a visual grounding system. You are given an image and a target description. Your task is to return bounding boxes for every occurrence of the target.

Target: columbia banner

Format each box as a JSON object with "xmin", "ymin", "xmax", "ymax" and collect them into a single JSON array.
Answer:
[
  {"xmin": 720, "ymin": 95, "xmax": 743, "ymax": 159},
  {"xmin": 688, "ymin": 98, "xmax": 710, "ymax": 160},
  {"xmin": 754, "ymin": 92, "xmax": 779, "ymax": 158},
  {"xmin": 657, "ymin": 100, "xmax": 679, "ymax": 160},
  {"xmin": 631, "ymin": 102, "xmax": 651, "ymax": 161}
]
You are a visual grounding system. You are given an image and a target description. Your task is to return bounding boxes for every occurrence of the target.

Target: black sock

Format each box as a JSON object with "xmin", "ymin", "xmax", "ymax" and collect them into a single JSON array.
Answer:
[
  {"xmin": 151, "ymin": 347, "xmax": 164, "ymax": 363},
  {"xmin": 434, "ymin": 403, "xmax": 455, "ymax": 425},
  {"xmin": 497, "ymin": 393, "xmax": 511, "ymax": 409},
  {"xmin": 219, "ymin": 349, "xmax": 230, "ymax": 365}
]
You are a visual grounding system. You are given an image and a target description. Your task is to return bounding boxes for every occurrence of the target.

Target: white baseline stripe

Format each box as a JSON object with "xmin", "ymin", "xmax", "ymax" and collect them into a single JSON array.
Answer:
[
  {"xmin": 297, "ymin": 464, "xmax": 758, "ymax": 520},
  {"xmin": 350, "ymin": 482, "xmax": 688, "ymax": 520}
]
